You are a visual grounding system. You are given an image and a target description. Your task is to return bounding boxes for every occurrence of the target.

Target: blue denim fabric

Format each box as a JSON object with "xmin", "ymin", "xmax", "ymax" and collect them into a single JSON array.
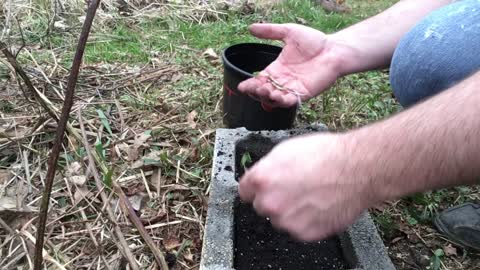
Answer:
[{"xmin": 390, "ymin": 0, "xmax": 480, "ymax": 107}]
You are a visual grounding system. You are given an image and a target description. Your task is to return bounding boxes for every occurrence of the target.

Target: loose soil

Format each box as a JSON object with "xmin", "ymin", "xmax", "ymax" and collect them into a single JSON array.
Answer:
[{"xmin": 234, "ymin": 199, "xmax": 349, "ymax": 270}]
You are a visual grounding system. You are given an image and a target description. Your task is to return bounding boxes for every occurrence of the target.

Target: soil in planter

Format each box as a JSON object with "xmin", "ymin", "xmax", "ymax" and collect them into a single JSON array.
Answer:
[
  {"xmin": 233, "ymin": 134, "xmax": 350, "ymax": 270},
  {"xmin": 234, "ymin": 134, "xmax": 277, "ymax": 179}
]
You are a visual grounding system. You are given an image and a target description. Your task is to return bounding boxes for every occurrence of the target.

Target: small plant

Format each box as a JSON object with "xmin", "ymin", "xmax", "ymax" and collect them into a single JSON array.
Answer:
[
  {"xmin": 0, "ymin": 101, "xmax": 14, "ymax": 113},
  {"xmin": 373, "ymin": 212, "xmax": 399, "ymax": 240},
  {"xmin": 430, "ymin": 249, "xmax": 444, "ymax": 270},
  {"xmin": 240, "ymin": 152, "xmax": 252, "ymax": 170}
]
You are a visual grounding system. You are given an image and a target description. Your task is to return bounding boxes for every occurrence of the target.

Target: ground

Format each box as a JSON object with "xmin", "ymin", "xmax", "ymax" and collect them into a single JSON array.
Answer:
[{"xmin": 0, "ymin": 0, "xmax": 479, "ymax": 269}]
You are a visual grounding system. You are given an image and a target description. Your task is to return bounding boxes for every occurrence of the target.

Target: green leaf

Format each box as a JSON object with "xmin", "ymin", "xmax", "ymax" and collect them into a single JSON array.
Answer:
[
  {"xmin": 240, "ymin": 152, "xmax": 252, "ymax": 169},
  {"xmin": 160, "ymin": 151, "xmax": 169, "ymax": 163},
  {"xmin": 431, "ymin": 256, "xmax": 441, "ymax": 270},
  {"xmin": 192, "ymin": 168, "xmax": 202, "ymax": 177},
  {"xmin": 95, "ymin": 138, "xmax": 105, "ymax": 161},
  {"xmin": 96, "ymin": 109, "xmax": 113, "ymax": 136},
  {"xmin": 144, "ymin": 158, "xmax": 161, "ymax": 166},
  {"xmin": 76, "ymin": 147, "xmax": 86, "ymax": 158},
  {"xmin": 406, "ymin": 214, "xmax": 418, "ymax": 225},
  {"xmin": 58, "ymin": 197, "xmax": 67, "ymax": 207},
  {"xmin": 103, "ymin": 168, "xmax": 113, "ymax": 189},
  {"xmin": 430, "ymin": 249, "xmax": 444, "ymax": 270},
  {"xmin": 434, "ymin": 249, "xmax": 444, "ymax": 257}
]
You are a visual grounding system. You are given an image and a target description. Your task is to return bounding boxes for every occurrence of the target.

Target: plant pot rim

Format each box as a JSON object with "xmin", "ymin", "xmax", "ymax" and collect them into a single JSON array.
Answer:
[{"xmin": 222, "ymin": 42, "xmax": 282, "ymax": 78}]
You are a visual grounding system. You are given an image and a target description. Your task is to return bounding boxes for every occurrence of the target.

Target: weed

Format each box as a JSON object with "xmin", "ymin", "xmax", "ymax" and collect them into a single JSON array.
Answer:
[
  {"xmin": 430, "ymin": 249, "xmax": 444, "ymax": 270},
  {"xmin": 373, "ymin": 211, "xmax": 400, "ymax": 240},
  {"xmin": 240, "ymin": 152, "xmax": 252, "ymax": 170},
  {"xmin": 0, "ymin": 100, "xmax": 14, "ymax": 113}
]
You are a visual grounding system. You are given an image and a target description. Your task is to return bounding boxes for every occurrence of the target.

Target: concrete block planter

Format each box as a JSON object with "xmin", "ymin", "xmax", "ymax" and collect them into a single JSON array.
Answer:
[{"xmin": 200, "ymin": 127, "xmax": 396, "ymax": 270}]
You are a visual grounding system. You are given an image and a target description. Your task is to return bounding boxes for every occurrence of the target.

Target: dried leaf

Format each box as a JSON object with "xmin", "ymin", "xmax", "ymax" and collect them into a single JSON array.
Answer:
[
  {"xmin": 69, "ymin": 175, "xmax": 87, "ymax": 186},
  {"xmin": 391, "ymin": 237, "xmax": 403, "ymax": 244},
  {"xmin": 171, "ymin": 73, "xmax": 183, "ymax": 82},
  {"xmin": 164, "ymin": 237, "xmax": 181, "ymax": 250},
  {"xmin": 0, "ymin": 169, "xmax": 11, "ymax": 185},
  {"xmin": 202, "ymin": 48, "xmax": 218, "ymax": 60},
  {"xmin": 54, "ymin": 20, "xmax": 68, "ymax": 30},
  {"xmin": 184, "ymin": 251, "xmax": 194, "ymax": 262},
  {"xmin": 128, "ymin": 194, "xmax": 144, "ymax": 211},
  {"xmin": 0, "ymin": 126, "xmax": 28, "ymax": 139},
  {"xmin": 295, "ymin": 17, "xmax": 307, "ymax": 24},
  {"xmin": 66, "ymin": 162, "xmax": 83, "ymax": 176},
  {"xmin": 128, "ymin": 133, "xmax": 152, "ymax": 161},
  {"xmin": 74, "ymin": 186, "xmax": 92, "ymax": 204},
  {"xmin": 150, "ymin": 168, "xmax": 163, "ymax": 193},
  {"xmin": 131, "ymin": 150, "xmax": 162, "ymax": 169},
  {"xmin": 443, "ymin": 244, "xmax": 457, "ymax": 256},
  {"xmin": 0, "ymin": 196, "xmax": 17, "ymax": 211},
  {"xmin": 187, "ymin": 110, "xmax": 198, "ymax": 129}
]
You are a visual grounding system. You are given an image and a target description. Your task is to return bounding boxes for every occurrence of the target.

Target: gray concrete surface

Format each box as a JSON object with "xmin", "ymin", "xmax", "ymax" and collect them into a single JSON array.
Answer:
[{"xmin": 200, "ymin": 127, "xmax": 396, "ymax": 270}]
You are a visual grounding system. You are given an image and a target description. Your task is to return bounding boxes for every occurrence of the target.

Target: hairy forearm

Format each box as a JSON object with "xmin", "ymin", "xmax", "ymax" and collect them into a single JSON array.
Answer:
[
  {"xmin": 330, "ymin": 0, "xmax": 454, "ymax": 75},
  {"xmin": 348, "ymin": 71, "xmax": 480, "ymax": 203}
]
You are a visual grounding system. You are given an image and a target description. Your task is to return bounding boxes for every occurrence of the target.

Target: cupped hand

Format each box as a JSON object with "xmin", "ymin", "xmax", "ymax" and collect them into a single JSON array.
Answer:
[
  {"xmin": 238, "ymin": 23, "xmax": 345, "ymax": 108},
  {"xmin": 238, "ymin": 133, "xmax": 375, "ymax": 241}
]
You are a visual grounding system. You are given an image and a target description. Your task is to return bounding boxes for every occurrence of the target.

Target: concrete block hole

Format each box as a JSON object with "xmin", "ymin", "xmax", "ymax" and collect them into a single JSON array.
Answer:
[{"xmin": 200, "ymin": 128, "xmax": 396, "ymax": 270}]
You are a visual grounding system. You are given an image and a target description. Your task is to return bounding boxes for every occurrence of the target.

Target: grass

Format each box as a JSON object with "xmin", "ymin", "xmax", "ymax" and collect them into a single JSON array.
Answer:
[{"xmin": 31, "ymin": 0, "xmax": 399, "ymax": 131}]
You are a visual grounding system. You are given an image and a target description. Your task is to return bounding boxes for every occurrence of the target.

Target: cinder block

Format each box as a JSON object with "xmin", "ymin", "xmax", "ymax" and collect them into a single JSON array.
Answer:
[{"xmin": 200, "ymin": 128, "xmax": 396, "ymax": 270}]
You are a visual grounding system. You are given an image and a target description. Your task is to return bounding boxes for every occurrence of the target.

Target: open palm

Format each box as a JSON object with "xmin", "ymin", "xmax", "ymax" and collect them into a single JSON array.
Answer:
[{"xmin": 238, "ymin": 23, "xmax": 342, "ymax": 108}]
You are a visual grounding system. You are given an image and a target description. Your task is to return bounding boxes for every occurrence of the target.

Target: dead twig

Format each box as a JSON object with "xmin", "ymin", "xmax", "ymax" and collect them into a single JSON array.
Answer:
[
  {"xmin": 33, "ymin": 0, "xmax": 102, "ymax": 269},
  {"xmin": 113, "ymin": 182, "xmax": 169, "ymax": 270},
  {"xmin": 78, "ymin": 110, "xmax": 140, "ymax": 270}
]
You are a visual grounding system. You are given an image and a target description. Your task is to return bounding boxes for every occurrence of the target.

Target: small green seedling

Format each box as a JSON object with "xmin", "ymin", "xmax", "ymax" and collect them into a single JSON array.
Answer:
[
  {"xmin": 430, "ymin": 249, "xmax": 444, "ymax": 270},
  {"xmin": 240, "ymin": 152, "xmax": 252, "ymax": 170}
]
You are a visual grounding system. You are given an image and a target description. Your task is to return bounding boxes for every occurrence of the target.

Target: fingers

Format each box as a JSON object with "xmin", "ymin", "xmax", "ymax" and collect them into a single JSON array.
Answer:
[
  {"xmin": 268, "ymin": 91, "xmax": 299, "ymax": 108},
  {"xmin": 238, "ymin": 167, "xmax": 262, "ymax": 203},
  {"xmin": 249, "ymin": 23, "xmax": 290, "ymax": 41},
  {"xmin": 252, "ymin": 193, "xmax": 281, "ymax": 217},
  {"xmin": 238, "ymin": 77, "xmax": 303, "ymax": 108}
]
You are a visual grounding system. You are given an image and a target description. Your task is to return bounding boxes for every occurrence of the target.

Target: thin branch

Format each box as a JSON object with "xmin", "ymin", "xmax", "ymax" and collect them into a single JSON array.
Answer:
[
  {"xmin": 14, "ymin": 16, "xmax": 26, "ymax": 58},
  {"xmin": 0, "ymin": 216, "xmax": 15, "ymax": 234},
  {"xmin": 114, "ymin": 182, "xmax": 169, "ymax": 270},
  {"xmin": 78, "ymin": 110, "xmax": 140, "ymax": 270},
  {"xmin": 32, "ymin": 0, "xmax": 102, "ymax": 269}
]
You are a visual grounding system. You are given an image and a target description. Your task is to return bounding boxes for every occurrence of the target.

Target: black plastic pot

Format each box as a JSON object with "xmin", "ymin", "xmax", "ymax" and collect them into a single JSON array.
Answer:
[{"xmin": 221, "ymin": 43, "xmax": 297, "ymax": 131}]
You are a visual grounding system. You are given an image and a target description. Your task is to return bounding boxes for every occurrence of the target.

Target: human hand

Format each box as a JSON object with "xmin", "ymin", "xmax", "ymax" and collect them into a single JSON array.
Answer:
[
  {"xmin": 238, "ymin": 133, "xmax": 375, "ymax": 241},
  {"xmin": 238, "ymin": 23, "xmax": 349, "ymax": 108}
]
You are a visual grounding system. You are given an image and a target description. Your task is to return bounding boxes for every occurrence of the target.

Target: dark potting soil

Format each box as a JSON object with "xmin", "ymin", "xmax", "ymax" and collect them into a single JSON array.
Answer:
[
  {"xmin": 233, "ymin": 134, "xmax": 350, "ymax": 270},
  {"xmin": 234, "ymin": 199, "xmax": 349, "ymax": 270},
  {"xmin": 234, "ymin": 134, "xmax": 277, "ymax": 180}
]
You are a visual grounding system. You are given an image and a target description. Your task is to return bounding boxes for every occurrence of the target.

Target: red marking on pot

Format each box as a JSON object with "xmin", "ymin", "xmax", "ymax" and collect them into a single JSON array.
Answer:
[
  {"xmin": 261, "ymin": 102, "xmax": 273, "ymax": 112},
  {"xmin": 224, "ymin": 84, "xmax": 236, "ymax": 96}
]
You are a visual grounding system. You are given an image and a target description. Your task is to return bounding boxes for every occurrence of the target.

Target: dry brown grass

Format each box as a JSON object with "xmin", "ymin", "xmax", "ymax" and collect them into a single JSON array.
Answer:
[{"xmin": 0, "ymin": 1, "xmax": 223, "ymax": 262}]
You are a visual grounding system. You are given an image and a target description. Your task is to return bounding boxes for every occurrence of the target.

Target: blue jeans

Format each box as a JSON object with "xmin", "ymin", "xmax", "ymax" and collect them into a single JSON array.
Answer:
[{"xmin": 390, "ymin": 0, "xmax": 480, "ymax": 108}]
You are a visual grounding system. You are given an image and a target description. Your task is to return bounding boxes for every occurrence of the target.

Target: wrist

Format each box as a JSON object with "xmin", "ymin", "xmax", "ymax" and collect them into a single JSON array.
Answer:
[
  {"xmin": 339, "ymin": 130, "xmax": 390, "ymax": 206},
  {"xmin": 326, "ymin": 32, "xmax": 365, "ymax": 77}
]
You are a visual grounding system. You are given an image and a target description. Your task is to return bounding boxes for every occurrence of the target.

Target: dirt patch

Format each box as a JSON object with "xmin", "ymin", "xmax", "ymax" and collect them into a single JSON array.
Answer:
[
  {"xmin": 373, "ymin": 198, "xmax": 480, "ymax": 270},
  {"xmin": 234, "ymin": 199, "xmax": 349, "ymax": 270}
]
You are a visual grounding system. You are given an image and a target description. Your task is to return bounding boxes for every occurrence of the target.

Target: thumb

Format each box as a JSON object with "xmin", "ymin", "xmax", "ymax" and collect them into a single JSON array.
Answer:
[{"xmin": 249, "ymin": 23, "xmax": 291, "ymax": 41}]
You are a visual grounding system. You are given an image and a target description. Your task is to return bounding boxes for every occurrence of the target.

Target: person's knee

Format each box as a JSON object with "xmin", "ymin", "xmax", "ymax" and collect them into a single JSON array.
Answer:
[{"xmin": 390, "ymin": 0, "xmax": 480, "ymax": 108}]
